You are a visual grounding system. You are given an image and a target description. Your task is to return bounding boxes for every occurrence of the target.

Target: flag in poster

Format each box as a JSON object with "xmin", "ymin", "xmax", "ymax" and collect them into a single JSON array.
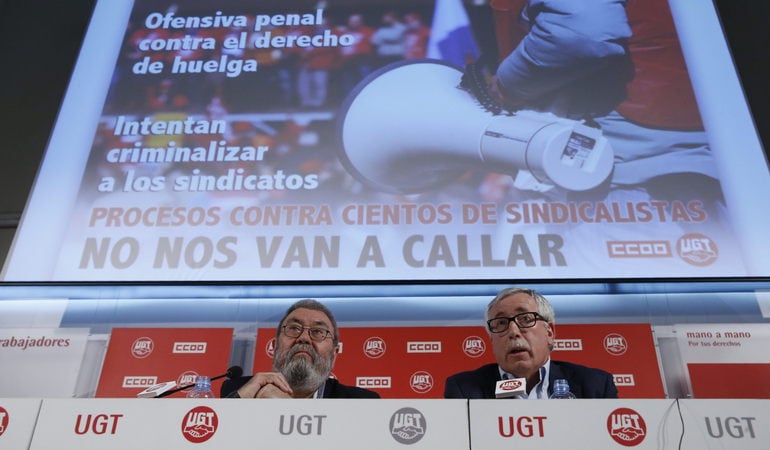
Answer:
[{"xmin": 426, "ymin": 0, "xmax": 480, "ymax": 67}]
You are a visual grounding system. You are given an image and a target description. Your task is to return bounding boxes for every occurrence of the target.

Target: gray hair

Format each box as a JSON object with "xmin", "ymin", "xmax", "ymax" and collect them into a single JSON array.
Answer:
[
  {"xmin": 485, "ymin": 287, "xmax": 555, "ymax": 323},
  {"xmin": 276, "ymin": 299, "xmax": 340, "ymax": 345}
]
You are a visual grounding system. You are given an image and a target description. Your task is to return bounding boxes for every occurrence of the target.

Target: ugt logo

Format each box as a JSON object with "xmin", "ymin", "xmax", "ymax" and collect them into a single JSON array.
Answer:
[
  {"xmin": 0, "ymin": 407, "xmax": 8, "ymax": 437},
  {"xmin": 607, "ymin": 407, "xmax": 646, "ymax": 446},
  {"xmin": 604, "ymin": 333, "xmax": 628, "ymax": 356},
  {"xmin": 410, "ymin": 371, "xmax": 434, "ymax": 394},
  {"xmin": 131, "ymin": 337, "xmax": 154, "ymax": 358},
  {"xmin": 181, "ymin": 406, "xmax": 218, "ymax": 444},
  {"xmin": 462, "ymin": 336, "xmax": 486, "ymax": 357},
  {"xmin": 390, "ymin": 407, "xmax": 426, "ymax": 445},
  {"xmin": 363, "ymin": 337, "xmax": 386, "ymax": 359},
  {"xmin": 677, "ymin": 233, "xmax": 718, "ymax": 266}
]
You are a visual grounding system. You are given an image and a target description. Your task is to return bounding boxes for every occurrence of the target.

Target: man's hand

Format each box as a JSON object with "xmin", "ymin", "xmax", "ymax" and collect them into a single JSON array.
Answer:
[
  {"xmin": 255, "ymin": 383, "xmax": 293, "ymax": 398},
  {"xmin": 236, "ymin": 372, "xmax": 293, "ymax": 398}
]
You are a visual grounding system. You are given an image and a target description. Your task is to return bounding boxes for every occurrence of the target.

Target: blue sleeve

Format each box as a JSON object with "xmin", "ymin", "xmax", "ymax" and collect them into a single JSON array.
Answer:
[{"xmin": 496, "ymin": 0, "xmax": 631, "ymax": 100}]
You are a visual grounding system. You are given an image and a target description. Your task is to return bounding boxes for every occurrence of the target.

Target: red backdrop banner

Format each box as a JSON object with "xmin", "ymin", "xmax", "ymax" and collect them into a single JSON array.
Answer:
[
  {"xmin": 252, "ymin": 324, "xmax": 664, "ymax": 398},
  {"xmin": 688, "ymin": 363, "xmax": 770, "ymax": 398},
  {"xmin": 96, "ymin": 327, "xmax": 233, "ymax": 398}
]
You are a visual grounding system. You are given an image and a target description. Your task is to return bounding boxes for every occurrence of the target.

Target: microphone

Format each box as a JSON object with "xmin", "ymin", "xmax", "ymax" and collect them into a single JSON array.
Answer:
[
  {"xmin": 213, "ymin": 365, "xmax": 244, "ymax": 382},
  {"xmin": 138, "ymin": 366, "xmax": 243, "ymax": 398},
  {"xmin": 495, "ymin": 377, "xmax": 527, "ymax": 398}
]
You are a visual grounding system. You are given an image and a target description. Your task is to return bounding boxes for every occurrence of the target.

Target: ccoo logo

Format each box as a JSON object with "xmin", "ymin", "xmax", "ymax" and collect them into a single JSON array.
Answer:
[
  {"xmin": 363, "ymin": 337, "xmax": 386, "ymax": 359},
  {"xmin": 613, "ymin": 374, "xmax": 636, "ymax": 387},
  {"xmin": 607, "ymin": 407, "xmax": 646, "ymax": 446},
  {"xmin": 356, "ymin": 377, "xmax": 391, "ymax": 389},
  {"xmin": 462, "ymin": 336, "xmax": 486, "ymax": 358},
  {"xmin": 607, "ymin": 240, "xmax": 671, "ymax": 258},
  {"xmin": 122, "ymin": 376, "xmax": 157, "ymax": 388},
  {"xmin": 604, "ymin": 333, "xmax": 628, "ymax": 356},
  {"xmin": 553, "ymin": 338, "xmax": 583, "ymax": 351},
  {"xmin": 677, "ymin": 233, "xmax": 718, "ymax": 266},
  {"xmin": 131, "ymin": 337, "xmax": 154, "ymax": 359},
  {"xmin": 181, "ymin": 406, "xmax": 218, "ymax": 443},
  {"xmin": 410, "ymin": 371, "xmax": 434, "ymax": 394},
  {"xmin": 173, "ymin": 342, "xmax": 207, "ymax": 354},
  {"xmin": 406, "ymin": 341, "xmax": 441, "ymax": 353}
]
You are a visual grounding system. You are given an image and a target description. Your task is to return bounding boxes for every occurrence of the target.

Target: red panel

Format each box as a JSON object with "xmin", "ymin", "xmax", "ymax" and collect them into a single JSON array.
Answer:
[
  {"xmin": 550, "ymin": 323, "xmax": 665, "ymax": 398},
  {"xmin": 96, "ymin": 328, "xmax": 233, "ymax": 398},
  {"xmin": 251, "ymin": 323, "xmax": 664, "ymax": 398},
  {"xmin": 688, "ymin": 363, "xmax": 770, "ymax": 398}
]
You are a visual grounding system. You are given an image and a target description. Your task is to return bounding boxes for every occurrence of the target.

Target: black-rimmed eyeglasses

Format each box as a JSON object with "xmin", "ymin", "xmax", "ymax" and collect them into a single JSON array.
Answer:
[
  {"xmin": 486, "ymin": 312, "xmax": 545, "ymax": 333},
  {"xmin": 281, "ymin": 324, "xmax": 332, "ymax": 342}
]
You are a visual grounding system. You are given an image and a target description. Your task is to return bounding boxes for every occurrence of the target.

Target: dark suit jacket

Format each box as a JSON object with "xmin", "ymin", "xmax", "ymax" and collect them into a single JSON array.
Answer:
[
  {"xmin": 221, "ymin": 376, "xmax": 380, "ymax": 399},
  {"xmin": 443, "ymin": 361, "xmax": 618, "ymax": 399}
]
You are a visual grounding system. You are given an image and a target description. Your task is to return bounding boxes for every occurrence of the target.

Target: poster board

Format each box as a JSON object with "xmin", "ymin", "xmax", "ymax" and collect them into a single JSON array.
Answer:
[{"xmin": 3, "ymin": 0, "xmax": 770, "ymax": 282}]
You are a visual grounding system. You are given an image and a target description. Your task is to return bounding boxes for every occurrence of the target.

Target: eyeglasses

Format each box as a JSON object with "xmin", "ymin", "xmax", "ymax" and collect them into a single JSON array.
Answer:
[
  {"xmin": 487, "ymin": 312, "xmax": 545, "ymax": 333},
  {"xmin": 281, "ymin": 324, "xmax": 332, "ymax": 342}
]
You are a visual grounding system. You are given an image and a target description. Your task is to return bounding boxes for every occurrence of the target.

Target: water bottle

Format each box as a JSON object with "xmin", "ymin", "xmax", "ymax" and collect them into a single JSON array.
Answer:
[
  {"xmin": 186, "ymin": 375, "xmax": 215, "ymax": 398},
  {"xmin": 549, "ymin": 379, "xmax": 576, "ymax": 399}
]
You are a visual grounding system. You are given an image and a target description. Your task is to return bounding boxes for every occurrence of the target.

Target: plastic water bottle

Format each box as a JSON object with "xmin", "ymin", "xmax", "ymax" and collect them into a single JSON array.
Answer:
[
  {"xmin": 549, "ymin": 379, "xmax": 576, "ymax": 399},
  {"xmin": 186, "ymin": 375, "xmax": 215, "ymax": 398}
]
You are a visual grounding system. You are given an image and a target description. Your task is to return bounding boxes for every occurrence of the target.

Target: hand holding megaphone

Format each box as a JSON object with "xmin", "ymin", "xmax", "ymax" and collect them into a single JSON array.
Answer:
[{"xmin": 338, "ymin": 59, "xmax": 614, "ymax": 193}]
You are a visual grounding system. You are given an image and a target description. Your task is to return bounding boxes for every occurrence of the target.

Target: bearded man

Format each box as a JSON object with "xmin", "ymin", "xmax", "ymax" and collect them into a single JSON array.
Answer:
[{"xmin": 222, "ymin": 299, "xmax": 379, "ymax": 399}]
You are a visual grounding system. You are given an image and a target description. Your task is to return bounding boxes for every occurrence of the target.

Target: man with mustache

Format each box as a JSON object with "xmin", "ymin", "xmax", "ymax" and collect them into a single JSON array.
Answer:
[
  {"xmin": 444, "ymin": 287, "xmax": 617, "ymax": 399},
  {"xmin": 222, "ymin": 299, "xmax": 379, "ymax": 398}
]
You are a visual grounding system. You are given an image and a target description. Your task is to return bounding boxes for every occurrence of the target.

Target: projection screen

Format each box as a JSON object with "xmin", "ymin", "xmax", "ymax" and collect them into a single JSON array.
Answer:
[{"xmin": 3, "ymin": 0, "xmax": 769, "ymax": 282}]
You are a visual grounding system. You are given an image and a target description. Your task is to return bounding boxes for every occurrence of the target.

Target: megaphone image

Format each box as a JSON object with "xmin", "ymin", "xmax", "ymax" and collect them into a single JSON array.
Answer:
[{"xmin": 338, "ymin": 60, "xmax": 614, "ymax": 193}]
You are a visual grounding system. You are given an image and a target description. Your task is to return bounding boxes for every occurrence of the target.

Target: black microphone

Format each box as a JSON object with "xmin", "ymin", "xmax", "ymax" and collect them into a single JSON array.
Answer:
[
  {"xmin": 209, "ymin": 365, "xmax": 243, "ymax": 382},
  {"xmin": 141, "ymin": 365, "xmax": 243, "ymax": 398}
]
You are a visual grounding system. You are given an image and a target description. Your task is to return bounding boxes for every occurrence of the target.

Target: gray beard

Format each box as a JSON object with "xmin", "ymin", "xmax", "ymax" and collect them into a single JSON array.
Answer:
[{"xmin": 273, "ymin": 344, "xmax": 332, "ymax": 396}]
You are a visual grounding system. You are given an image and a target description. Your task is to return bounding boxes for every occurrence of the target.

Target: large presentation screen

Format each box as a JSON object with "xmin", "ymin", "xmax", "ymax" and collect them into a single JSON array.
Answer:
[{"xmin": 3, "ymin": 0, "xmax": 770, "ymax": 282}]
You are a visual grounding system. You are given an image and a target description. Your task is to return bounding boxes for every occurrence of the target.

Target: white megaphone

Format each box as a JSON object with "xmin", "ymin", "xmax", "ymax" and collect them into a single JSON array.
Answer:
[{"xmin": 338, "ymin": 60, "xmax": 614, "ymax": 193}]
